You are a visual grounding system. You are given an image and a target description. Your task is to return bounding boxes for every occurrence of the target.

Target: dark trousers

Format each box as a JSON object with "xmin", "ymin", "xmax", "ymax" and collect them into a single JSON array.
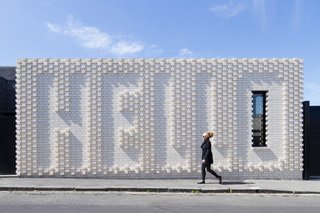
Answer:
[{"xmin": 202, "ymin": 162, "xmax": 220, "ymax": 181}]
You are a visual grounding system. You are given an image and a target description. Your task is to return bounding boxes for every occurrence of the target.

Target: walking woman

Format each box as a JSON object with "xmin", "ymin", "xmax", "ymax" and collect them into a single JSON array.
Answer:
[{"xmin": 198, "ymin": 131, "xmax": 222, "ymax": 184}]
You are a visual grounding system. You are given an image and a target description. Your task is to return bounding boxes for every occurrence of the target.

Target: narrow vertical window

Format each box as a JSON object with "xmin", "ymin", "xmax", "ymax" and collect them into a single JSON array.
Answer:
[{"xmin": 252, "ymin": 91, "xmax": 267, "ymax": 147}]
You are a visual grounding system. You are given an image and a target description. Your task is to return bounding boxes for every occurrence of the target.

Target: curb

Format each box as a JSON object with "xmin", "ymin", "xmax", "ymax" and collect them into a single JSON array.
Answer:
[{"xmin": 0, "ymin": 187, "xmax": 320, "ymax": 194}]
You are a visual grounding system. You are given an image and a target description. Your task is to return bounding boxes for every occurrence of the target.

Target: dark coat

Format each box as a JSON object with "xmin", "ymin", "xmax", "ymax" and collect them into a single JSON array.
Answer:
[{"xmin": 201, "ymin": 139, "xmax": 213, "ymax": 164}]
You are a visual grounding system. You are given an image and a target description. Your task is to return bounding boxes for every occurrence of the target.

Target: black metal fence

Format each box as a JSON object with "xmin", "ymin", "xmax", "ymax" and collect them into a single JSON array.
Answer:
[
  {"xmin": 0, "ymin": 113, "xmax": 16, "ymax": 175},
  {"xmin": 303, "ymin": 101, "xmax": 320, "ymax": 179}
]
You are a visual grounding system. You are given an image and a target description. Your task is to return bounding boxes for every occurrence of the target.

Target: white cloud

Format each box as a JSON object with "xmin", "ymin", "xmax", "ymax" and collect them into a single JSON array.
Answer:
[
  {"xmin": 111, "ymin": 41, "xmax": 144, "ymax": 55},
  {"xmin": 47, "ymin": 17, "xmax": 111, "ymax": 49},
  {"xmin": 47, "ymin": 22, "xmax": 61, "ymax": 33},
  {"xmin": 293, "ymin": 0, "xmax": 303, "ymax": 28},
  {"xmin": 47, "ymin": 16, "xmax": 150, "ymax": 55},
  {"xmin": 209, "ymin": 0, "xmax": 268, "ymax": 28},
  {"xmin": 210, "ymin": 1, "xmax": 246, "ymax": 18},
  {"xmin": 179, "ymin": 48, "xmax": 193, "ymax": 56},
  {"xmin": 252, "ymin": 0, "xmax": 266, "ymax": 29},
  {"xmin": 66, "ymin": 22, "xmax": 111, "ymax": 49},
  {"xmin": 148, "ymin": 44, "xmax": 164, "ymax": 55}
]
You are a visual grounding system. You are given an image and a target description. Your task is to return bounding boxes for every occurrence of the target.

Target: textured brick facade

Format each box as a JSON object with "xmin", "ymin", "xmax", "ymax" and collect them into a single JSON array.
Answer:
[{"xmin": 16, "ymin": 58, "xmax": 303, "ymax": 179}]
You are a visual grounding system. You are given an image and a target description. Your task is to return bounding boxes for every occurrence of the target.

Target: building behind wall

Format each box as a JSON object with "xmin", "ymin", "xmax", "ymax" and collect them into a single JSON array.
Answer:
[
  {"xmin": 0, "ymin": 67, "xmax": 16, "ymax": 175},
  {"xmin": 0, "ymin": 67, "xmax": 16, "ymax": 113},
  {"xmin": 15, "ymin": 58, "xmax": 304, "ymax": 179}
]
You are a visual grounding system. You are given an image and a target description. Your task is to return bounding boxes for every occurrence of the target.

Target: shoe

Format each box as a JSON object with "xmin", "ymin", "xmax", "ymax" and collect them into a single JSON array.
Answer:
[
  {"xmin": 197, "ymin": 181, "xmax": 205, "ymax": 184},
  {"xmin": 218, "ymin": 176, "xmax": 222, "ymax": 184}
]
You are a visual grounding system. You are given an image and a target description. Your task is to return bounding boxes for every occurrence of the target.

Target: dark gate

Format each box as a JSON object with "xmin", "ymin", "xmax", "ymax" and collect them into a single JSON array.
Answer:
[
  {"xmin": 0, "ymin": 113, "xmax": 16, "ymax": 175},
  {"xmin": 303, "ymin": 101, "xmax": 320, "ymax": 179}
]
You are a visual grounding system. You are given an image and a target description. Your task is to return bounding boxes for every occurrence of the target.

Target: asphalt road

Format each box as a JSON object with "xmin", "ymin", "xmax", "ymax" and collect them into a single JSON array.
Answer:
[{"xmin": 0, "ymin": 191, "xmax": 320, "ymax": 213}]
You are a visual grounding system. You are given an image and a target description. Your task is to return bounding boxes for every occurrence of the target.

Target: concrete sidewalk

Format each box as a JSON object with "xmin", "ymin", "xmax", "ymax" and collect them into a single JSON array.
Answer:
[{"xmin": 0, "ymin": 177, "xmax": 319, "ymax": 194}]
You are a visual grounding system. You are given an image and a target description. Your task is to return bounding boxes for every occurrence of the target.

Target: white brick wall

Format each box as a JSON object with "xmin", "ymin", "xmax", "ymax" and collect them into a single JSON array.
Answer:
[{"xmin": 15, "ymin": 58, "xmax": 304, "ymax": 179}]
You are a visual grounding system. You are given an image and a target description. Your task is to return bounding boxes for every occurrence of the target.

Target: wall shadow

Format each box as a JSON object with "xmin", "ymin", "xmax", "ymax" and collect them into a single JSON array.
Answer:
[
  {"xmin": 154, "ymin": 73, "xmax": 171, "ymax": 169},
  {"xmin": 254, "ymin": 149, "xmax": 278, "ymax": 162},
  {"xmin": 101, "ymin": 74, "xmax": 140, "ymax": 168},
  {"xmin": 69, "ymin": 131, "xmax": 83, "ymax": 168},
  {"xmin": 236, "ymin": 73, "xmax": 281, "ymax": 168},
  {"xmin": 36, "ymin": 74, "xmax": 54, "ymax": 170},
  {"xmin": 57, "ymin": 74, "xmax": 87, "ymax": 168}
]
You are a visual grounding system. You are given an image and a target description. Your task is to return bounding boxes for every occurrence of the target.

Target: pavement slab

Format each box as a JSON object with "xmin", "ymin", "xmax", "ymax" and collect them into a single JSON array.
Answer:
[{"xmin": 0, "ymin": 177, "xmax": 319, "ymax": 194}]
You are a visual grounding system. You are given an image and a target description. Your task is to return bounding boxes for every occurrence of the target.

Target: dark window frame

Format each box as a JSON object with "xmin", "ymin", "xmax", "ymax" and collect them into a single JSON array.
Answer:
[{"xmin": 252, "ymin": 91, "xmax": 267, "ymax": 147}]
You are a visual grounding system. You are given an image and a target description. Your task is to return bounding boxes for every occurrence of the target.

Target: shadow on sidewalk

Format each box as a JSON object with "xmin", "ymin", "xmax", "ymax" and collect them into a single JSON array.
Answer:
[
  {"xmin": 221, "ymin": 181, "xmax": 254, "ymax": 185},
  {"xmin": 206, "ymin": 181, "xmax": 254, "ymax": 185}
]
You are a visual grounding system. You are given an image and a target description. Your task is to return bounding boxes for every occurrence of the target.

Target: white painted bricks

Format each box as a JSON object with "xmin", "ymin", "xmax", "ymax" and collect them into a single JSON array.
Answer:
[{"xmin": 15, "ymin": 58, "xmax": 303, "ymax": 179}]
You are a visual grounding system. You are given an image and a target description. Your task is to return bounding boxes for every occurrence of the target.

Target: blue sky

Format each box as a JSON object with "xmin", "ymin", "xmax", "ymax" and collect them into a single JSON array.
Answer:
[{"xmin": 0, "ymin": 0, "xmax": 319, "ymax": 104}]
